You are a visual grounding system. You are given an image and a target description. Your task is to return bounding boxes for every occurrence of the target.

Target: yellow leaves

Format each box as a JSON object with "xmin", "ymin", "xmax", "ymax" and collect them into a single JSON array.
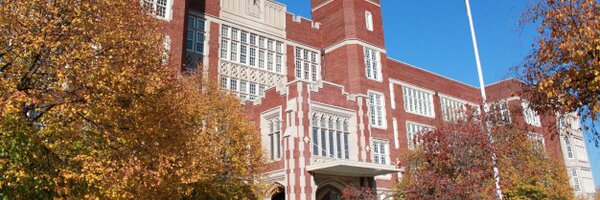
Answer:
[
  {"xmin": 519, "ymin": 0, "xmax": 600, "ymax": 123},
  {"xmin": 492, "ymin": 125, "xmax": 574, "ymax": 200},
  {"xmin": 1, "ymin": 0, "xmax": 263, "ymax": 198}
]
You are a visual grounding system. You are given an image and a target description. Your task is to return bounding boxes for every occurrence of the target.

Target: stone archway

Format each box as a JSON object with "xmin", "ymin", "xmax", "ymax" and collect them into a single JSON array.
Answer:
[
  {"xmin": 316, "ymin": 185, "xmax": 342, "ymax": 200},
  {"xmin": 268, "ymin": 183, "xmax": 285, "ymax": 200},
  {"xmin": 315, "ymin": 180, "xmax": 346, "ymax": 200}
]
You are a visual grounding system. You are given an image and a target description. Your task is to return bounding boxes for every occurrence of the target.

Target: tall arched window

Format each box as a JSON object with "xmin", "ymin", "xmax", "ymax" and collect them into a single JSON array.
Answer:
[{"xmin": 365, "ymin": 11, "xmax": 373, "ymax": 31}]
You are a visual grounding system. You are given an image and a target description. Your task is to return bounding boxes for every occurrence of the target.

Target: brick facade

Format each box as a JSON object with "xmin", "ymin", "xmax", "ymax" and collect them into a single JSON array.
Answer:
[{"xmin": 157, "ymin": 0, "xmax": 595, "ymax": 199}]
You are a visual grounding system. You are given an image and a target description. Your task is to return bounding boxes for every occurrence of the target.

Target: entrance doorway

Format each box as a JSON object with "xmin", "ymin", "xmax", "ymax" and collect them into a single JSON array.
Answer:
[
  {"xmin": 316, "ymin": 185, "xmax": 342, "ymax": 200},
  {"xmin": 270, "ymin": 185, "xmax": 285, "ymax": 200}
]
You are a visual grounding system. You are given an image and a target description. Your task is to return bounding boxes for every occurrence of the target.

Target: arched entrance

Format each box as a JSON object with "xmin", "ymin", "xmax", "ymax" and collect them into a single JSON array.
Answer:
[
  {"xmin": 269, "ymin": 183, "xmax": 285, "ymax": 200},
  {"xmin": 316, "ymin": 185, "xmax": 342, "ymax": 200},
  {"xmin": 271, "ymin": 189, "xmax": 285, "ymax": 200}
]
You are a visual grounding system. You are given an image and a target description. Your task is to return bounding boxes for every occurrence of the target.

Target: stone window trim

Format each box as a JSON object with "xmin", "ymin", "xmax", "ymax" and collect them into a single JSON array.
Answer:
[
  {"xmin": 368, "ymin": 90, "xmax": 387, "ymax": 129},
  {"xmin": 311, "ymin": 113, "xmax": 351, "ymax": 160},
  {"xmin": 564, "ymin": 136, "xmax": 574, "ymax": 159},
  {"xmin": 365, "ymin": 11, "xmax": 373, "ymax": 31},
  {"xmin": 570, "ymin": 168, "xmax": 581, "ymax": 191},
  {"xmin": 557, "ymin": 112, "xmax": 582, "ymax": 132},
  {"xmin": 309, "ymin": 103, "xmax": 357, "ymax": 160},
  {"xmin": 439, "ymin": 94, "xmax": 481, "ymax": 122},
  {"xmin": 405, "ymin": 121, "xmax": 434, "ymax": 150},
  {"xmin": 219, "ymin": 75, "xmax": 266, "ymax": 102},
  {"xmin": 143, "ymin": 0, "xmax": 173, "ymax": 20},
  {"xmin": 220, "ymin": 23, "xmax": 286, "ymax": 75},
  {"xmin": 261, "ymin": 107, "xmax": 283, "ymax": 162},
  {"xmin": 522, "ymin": 100, "xmax": 542, "ymax": 127},
  {"xmin": 294, "ymin": 47, "xmax": 320, "ymax": 82},
  {"xmin": 267, "ymin": 118, "xmax": 282, "ymax": 161},
  {"xmin": 565, "ymin": 135, "xmax": 590, "ymax": 163},
  {"xmin": 371, "ymin": 138, "xmax": 389, "ymax": 165},
  {"xmin": 184, "ymin": 14, "xmax": 207, "ymax": 72},
  {"xmin": 401, "ymin": 84, "xmax": 435, "ymax": 118},
  {"xmin": 364, "ymin": 47, "xmax": 382, "ymax": 82},
  {"xmin": 489, "ymin": 100, "xmax": 511, "ymax": 124}
]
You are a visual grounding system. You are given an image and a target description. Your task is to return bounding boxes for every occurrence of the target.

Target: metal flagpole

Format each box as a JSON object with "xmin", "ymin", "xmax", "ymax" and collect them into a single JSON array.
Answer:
[{"xmin": 464, "ymin": 0, "xmax": 503, "ymax": 199}]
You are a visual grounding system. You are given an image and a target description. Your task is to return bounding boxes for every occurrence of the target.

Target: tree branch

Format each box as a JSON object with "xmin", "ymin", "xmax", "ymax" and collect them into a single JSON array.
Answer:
[
  {"xmin": 0, "ymin": 61, "xmax": 12, "ymax": 73},
  {"xmin": 16, "ymin": 53, "xmax": 43, "ymax": 91}
]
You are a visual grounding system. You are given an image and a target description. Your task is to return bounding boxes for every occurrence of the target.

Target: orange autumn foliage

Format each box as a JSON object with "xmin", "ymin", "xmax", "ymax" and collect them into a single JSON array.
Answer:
[
  {"xmin": 518, "ymin": 0, "xmax": 599, "ymax": 136},
  {"xmin": 0, "ymin": 0, "xmax": 264, "ymax": 199}
]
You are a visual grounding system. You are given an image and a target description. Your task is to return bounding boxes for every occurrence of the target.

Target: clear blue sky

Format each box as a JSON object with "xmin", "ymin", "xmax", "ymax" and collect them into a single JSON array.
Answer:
[{"xmin": 278, "ymin": 0, "xmax": 600, "ymax": 189}]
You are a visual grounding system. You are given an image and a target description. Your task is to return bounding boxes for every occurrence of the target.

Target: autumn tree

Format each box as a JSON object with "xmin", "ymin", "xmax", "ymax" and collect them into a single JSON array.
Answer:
[
  {"xmin": 341, "ymin": 185, "xmax": 377, "ymax": 200},
  {"xmin": 493, "ymin": 124, "xmax": 574, "ymax": 199},
  {"xmin": 395, "ymin": 115, "xmax": 574, "ymax": 200},
  {"xmin": 518, "ymin": 0, "xmax": 599, "ymax": 136},
  {"xmin": 396, "ymin": 121, "xmax": 497, "ymax": 200},
  {"xmin": 0, "ymin": 0, "xmax": 264, "ymax": 199}
]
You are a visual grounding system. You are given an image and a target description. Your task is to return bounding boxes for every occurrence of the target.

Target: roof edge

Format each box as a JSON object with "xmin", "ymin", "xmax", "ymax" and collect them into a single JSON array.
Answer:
[{"xmin": 387, "ymin": 58, "xmax": 479, "ymax": 90}]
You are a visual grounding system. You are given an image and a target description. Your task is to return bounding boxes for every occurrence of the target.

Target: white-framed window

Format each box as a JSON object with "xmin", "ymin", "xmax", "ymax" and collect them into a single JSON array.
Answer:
[
  {"xmin": 573, "ymin": 136, "xmax": 589, "ymax": 162},
  {"xmin": 312, "ymin": 115, "xmax": 350, "ymax": 159},
  {"xmin": 259, "ymin": 85, "xmax": 265, "ymax": 96},
  {"xmin": 368, "ymin": 91, "xmax": 386, "ymax": 128},
  {"xmin": 564, "ymin": 137, "xmax": 574, "ymax": 159},
  {"xmin": 372, "ymin": 139, "xmax": 388, "ymax": 165},
  {"xmin": 249, "ymin": 46, "xmax": 257, "ymax": 66},
  {"xmin": 143, "ymin": 0, "xmax": 172, "ymax": 19},
  {"xmin": 250, "ymin": 34, "xmax": 257, "ymax": 45},
  {"xmin": 402, "ymin": 86, "xmax": 435, "ymax": 118},
  {"xmin": 276, "ymin": 54, "xmax": 283, "ymax": 73},
  {"xmin": 579, "ymin": 169, "xmax": 595, "ymax": 193},
  {"xmin": 267, "ymin": 52, "xmax": 274, "ymax": 71},
  {"xmin": 268, "ymin": 119, "xmax": 282, "ymax": 160},
  {"xmin": 258, "ymin": 50, "xmax": 265, "ymax": 69},
  {"xmin": 220, "ymin": 39, "xmax": 229, "ymax": 60},
  {"xmin": 259, "ymin": 36, "xmax": 265, "ymax": 48},
  {"xmin": 267, "ymin": 39, "xmax": 274, "ymax": 51},
  {"xmin": 491, "ymin": 100, "xmax": 511, "ymax": 124},
  {"xmin": 364, "ymin": 47, "xmax": 381, "ymax": 81},
  {"xmin": 522, "ymin": 100, "xmax": 541, "ymax": 127},
  {"xmin": 219, "ymin": 25, "xmax": 285, "ymax": 74},
  {"xmin": 240, "ymin": 44, "xmax": 248, "ymax": 64},
  {"xmin": 558, "ymin": 113, "xmax": 582, "ymax": 131},
  {"xmin": 220, "ymin": 75, "xmax": 267, "ymax": 101},
  {"xmin": 239, "ymin": 81, "xmax": 248, "ymax": 100},
  {"xmin": 186, "ymin": 15, "xmax": 205, "ymax": 54},
  {"xmin": 230, "ymin": 79, "xmax": 237, "ymax": 91},
  {"xmin": 406, "ymin": 122, "xmax": 434, "ymax": 150},
  {"xmin": 221, "ymin": 26, "xmax": 230, "ymax": 38},
  {"xmin": 230, "ymin": 41, "xmax": 238, "ymax": 62},
  {"xmin": 220, "ymin": 77, "xmax": 228, "ymax": 89},
  {"xmin": 240, "ymin": 31, "xmax": 248, "ymax": 43},
  {"xmin": 231, "ymin": 28, "xmax": 238, "ymax": 40},
  {"xmin": 249, "ymin": 83, "xmax": 257, "ymax": 99},
  {"xmin": 571, "ymin": 168, "xmax": 581, "ymax": 191},
  {"xmin": 295, "ymin": 47, "xmax": 320, "ymax": 82},
  {"xmin": 440, "ymin": 96, "xmax": 480, "ymax": 122},
  {"xmin": 365, "ymin": 11, "xmax": 373, "ymax": 31},
  {"xmin": 527, "ymin": 132, "xmax": 545, "ymax": 152},
  {"xmin": 276, "ymin": 42, "xmax": 283, "ymax": 53}
]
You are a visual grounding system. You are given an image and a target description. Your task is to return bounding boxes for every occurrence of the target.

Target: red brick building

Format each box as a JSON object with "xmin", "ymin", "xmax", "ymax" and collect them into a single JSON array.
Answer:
[{"xmin": 149, "ymin": 0, "xmax": 595, "ymax": 199}]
